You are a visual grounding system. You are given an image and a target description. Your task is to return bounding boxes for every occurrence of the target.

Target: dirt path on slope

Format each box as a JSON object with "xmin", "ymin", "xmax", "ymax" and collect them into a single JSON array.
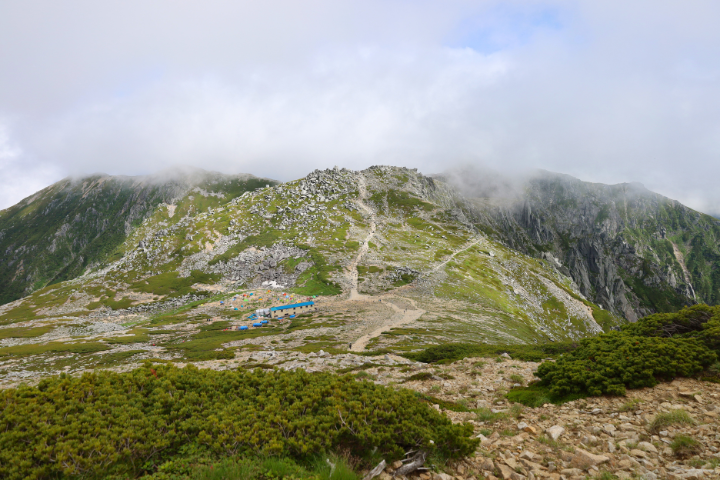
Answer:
[
  {"xmin": 346, "ymin": 175, "xmax": 377, "ymax": 301},
  {"xmin": 430, "ymin": 238, "xmax": 481, "ymax": 272},
  {"xmin": 350, "ymin": 296, "xmax": 425, "ymax": 352}
]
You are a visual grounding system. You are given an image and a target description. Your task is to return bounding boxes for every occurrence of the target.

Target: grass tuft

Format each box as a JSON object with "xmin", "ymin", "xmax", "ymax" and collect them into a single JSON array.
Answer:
[
  {"xmin": 670, "ymin": 434, "xmax": 702, "ymax": 458},
  {"xmin": 648, "ymin": 410, "xmax": 696, "ymax": 434}
]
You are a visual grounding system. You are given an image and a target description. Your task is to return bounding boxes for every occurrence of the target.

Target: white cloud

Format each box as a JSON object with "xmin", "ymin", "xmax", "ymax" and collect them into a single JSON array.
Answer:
[
  {"xmin": 1, "ymin": 1, "xmax": 720, "ymax": 215},
  {"xmin": 0, "ymin": 120, "xmax": 62, "ymax": 210}
]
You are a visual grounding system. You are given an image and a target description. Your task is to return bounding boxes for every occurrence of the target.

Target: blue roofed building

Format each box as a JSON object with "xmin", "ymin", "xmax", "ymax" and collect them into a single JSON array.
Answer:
[{"xmin": 269, "ymin": 301, "xmax": 315, "ymax": 318}]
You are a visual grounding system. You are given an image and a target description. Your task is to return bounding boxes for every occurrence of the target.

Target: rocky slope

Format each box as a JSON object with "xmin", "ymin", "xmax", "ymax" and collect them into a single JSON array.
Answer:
[
  {"xmin": 2, "ymin": 165, "xmax": 719, "ymax": 385},
  {"xmin": 0, "ymin": 166, "xmax": 624, "ymax": 390},
  {"xmin": 440, "ymin": 170, "xmax": 720, "ymax": 321},
  {"xmin": 0, "ymin": 167, "xmax": 274, "ymax": 304}
]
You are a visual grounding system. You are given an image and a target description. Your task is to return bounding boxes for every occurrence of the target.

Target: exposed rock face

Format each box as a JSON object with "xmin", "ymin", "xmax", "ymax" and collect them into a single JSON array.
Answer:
[
  {"xmin": 206, "ymin": 244, "xmax": 310, "ymax": 288},
  {"xmin": 442, "ymin": 171, "xmax": 720, "ymax": 321}
]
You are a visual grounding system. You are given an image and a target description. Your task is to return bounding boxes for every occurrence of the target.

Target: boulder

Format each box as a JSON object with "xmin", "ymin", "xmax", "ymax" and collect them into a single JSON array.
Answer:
[
  {"xmin": 638, "ymin": 441, "xmax": 658, "ymax": 453},
  {"xmin": 546, "ymin": 425, "xmax": 565, "ymax": 441},
  {"xmin": 569, "ymin": 448, "xmax": 610, "ymax": 470},
  {"xmin": 432, "ymin": 474, "xmax": 453, "ymax": 480}
]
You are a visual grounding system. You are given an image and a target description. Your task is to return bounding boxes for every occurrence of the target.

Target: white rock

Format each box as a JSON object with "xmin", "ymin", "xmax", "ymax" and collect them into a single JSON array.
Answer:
[
  {"xmin": 546, "ymin": 425, "xmax": 565, "ymax": 441},
  {"xmin": 638, "ymin": 441, "xmax": 658, "ymax": 454}
]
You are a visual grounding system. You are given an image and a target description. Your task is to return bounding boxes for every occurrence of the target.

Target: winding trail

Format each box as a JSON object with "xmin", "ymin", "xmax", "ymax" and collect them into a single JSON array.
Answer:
[
  {"xmin": 344, "ymin": 177, "xmax": 483, "ymax": 351},
  {"xmin": 343, "ymin": 174, "xmax": 428, "ymax": 351},
  {"xmin": 350, "ymin": 296, "xmax": 426, "ymax": 352},
  {"xmin": 346, "ymin": 176, "xmax": 377, "ymax": 301},
  {"xmin": 430, "ymin": 238, "xmax": 481, "ymax": 272}
]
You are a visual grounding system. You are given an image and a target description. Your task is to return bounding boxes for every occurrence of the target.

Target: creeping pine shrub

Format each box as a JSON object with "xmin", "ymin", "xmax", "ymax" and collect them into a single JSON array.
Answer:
[
  {"xmin": 404, "ymin": 372, "xmax": 434, "ymax": 382},
  {"xmin": 0, "ymin": 364, "xmax": 478, "ymax": 480},
  {"xmin": 535, "ymin": 304, "xmax": 720, "ymax": 397},
  {"xmin": 404, "ymin": 342, "xmax": 577, "ymax": 364},
  {"xmin": 536, "ymin": 333, "xmax": 715, "ymax": 396}
]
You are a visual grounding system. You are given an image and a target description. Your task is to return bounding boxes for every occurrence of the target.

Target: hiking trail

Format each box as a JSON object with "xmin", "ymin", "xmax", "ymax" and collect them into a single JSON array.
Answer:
[
  {"xmin": 350, "ymin": 296, "xmax": 425, "ymax": 352},
  {"xmin": 346, "ymin": 175, "xmax": 377, "ymax": 301}
]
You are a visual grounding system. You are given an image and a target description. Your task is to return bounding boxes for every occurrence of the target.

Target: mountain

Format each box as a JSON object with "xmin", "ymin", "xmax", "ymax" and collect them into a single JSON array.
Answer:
[
  {"xmin": 0, "ymin": 167, "xmax": 275, "ymax": 304},
  {"xmin": 0, "ymin": 165, "xmax": 718, "ymax": 386},
  {"xmin": 440, "ymin": 170, "xmax": 720, "ymax": 321}
]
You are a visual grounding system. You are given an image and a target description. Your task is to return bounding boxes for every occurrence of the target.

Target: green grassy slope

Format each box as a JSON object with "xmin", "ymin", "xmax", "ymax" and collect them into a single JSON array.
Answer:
[{"xmin": 0, "ymin": 170, "xmax": 274, "ymax": 305}]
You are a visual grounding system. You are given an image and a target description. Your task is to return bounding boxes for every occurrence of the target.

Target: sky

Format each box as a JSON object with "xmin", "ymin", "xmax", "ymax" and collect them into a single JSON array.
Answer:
[{"xmin": 1, "ymin": 1, "xmax": 720, "ymax": 215}]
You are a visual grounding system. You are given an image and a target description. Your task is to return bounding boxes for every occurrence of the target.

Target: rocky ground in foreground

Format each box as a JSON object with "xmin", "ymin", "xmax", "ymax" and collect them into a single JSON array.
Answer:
[
  {"xmin": 224, "ymin": 349, "xmax": 719, "ymax": 480},
  {"xmin": 62, "ymin": 347, "xmax": 716, "ymax": 480}
]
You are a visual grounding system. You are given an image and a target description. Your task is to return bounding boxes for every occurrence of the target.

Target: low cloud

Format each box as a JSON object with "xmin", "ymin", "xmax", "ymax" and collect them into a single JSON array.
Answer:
[{"xmin": 1, "ymin": 1, "xmax": 720, "ymax": 216}]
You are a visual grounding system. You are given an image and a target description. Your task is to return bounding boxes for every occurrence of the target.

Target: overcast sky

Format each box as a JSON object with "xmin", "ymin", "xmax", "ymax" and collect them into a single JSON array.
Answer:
[{"xmin": 1, "ymin": 1, "xmax": 720, "ymax": 215}]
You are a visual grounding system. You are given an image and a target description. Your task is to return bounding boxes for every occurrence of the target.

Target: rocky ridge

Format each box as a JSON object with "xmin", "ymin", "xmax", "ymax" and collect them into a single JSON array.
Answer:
[{"xmin": 443, "ymin": 171, "xmax": 720, "ymax": 321}]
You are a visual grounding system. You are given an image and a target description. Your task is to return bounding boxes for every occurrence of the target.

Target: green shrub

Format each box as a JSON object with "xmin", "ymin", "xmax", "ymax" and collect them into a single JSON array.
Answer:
[
  {"xmin": 622, "ymin": 304, "xmax": 719, "ymax": 339},
  {"xmin": 0, "ymin": 341, "xmax": 109, "ymax": 358},
  {"xmin": 0, "ymin": 325, "xmax": 53, "ymax": 339},
  {"xmin": 670, "ymin": 434, "xmax": 702, "ymax": 458},
  {"xmin": 404, "ymin": 342, "xmax": 577, "ymax": 364},
  {"xmin": 0, "ymin": 365, "xmax": 477, "ymax": 480},
  {"xmin": 648, "ymin": 409, "xmax": 696, "ymax": 433},
  {"xmin": 509, "ymin": 374, "xmax": 524, "ymax": 385},
  {"xmin": 404, "ymin": 372, "xmax": 434, "ymax": 382},
  {"xmin": 536, "ymin": 332, "xmax": 716, "ymax": 396},
  {"xmin": 531, "ymin": 304, "xmax": 720, "ymax": 397},
  {"xmin": 505, "ymin": 384, "xmax": 586, "ymax": 408}
]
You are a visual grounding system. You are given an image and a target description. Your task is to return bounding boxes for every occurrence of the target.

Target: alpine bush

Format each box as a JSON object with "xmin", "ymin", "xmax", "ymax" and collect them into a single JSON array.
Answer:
[
  {"xmin": 535, "ymin": 304, "xmax": 720, "ymax": 397},
  {"xmin": 0, "ymin": 364, "xmax": 478, "ymax": 480},
  {"xmin": 404, "ymin": 341, "xmax": 577, "ymax": 364}
]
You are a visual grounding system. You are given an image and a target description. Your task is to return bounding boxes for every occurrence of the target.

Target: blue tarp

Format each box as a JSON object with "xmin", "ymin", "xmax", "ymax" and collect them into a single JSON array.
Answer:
[
  {"xmin": 239, "ymin": 326, "xmax": 248, "ymax": 330},
  {"xmin": 252, "ymin": 322, "xmax": 262, "ymax": 327}
]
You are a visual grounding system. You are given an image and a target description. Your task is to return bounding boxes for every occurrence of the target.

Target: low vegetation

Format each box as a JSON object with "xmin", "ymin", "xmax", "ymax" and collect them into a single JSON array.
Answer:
[
  {"xmin": 186, "ymin": 455, "xmax": 359, "ymax": 480},
  {"xmin": 0, "ymin": 364, "xmax": 478, "ymax": 480},
  {"xmin": 670, "ymin": 435, "xmax": 702, "ymax": 458},
  {"xmin": 130, "ymin": 270, "xmax": 220, "ymax": 297},
  {"xmin": 648, "ymin": 409, "xmax": 697, "ymax": 434},
  {"xmin": 536, "ymin": 304, "xmax": 720, "ymax": 396},
  {"xmin": 404, "ymin": 342, "xmax": 577, "ymax": 364}
]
